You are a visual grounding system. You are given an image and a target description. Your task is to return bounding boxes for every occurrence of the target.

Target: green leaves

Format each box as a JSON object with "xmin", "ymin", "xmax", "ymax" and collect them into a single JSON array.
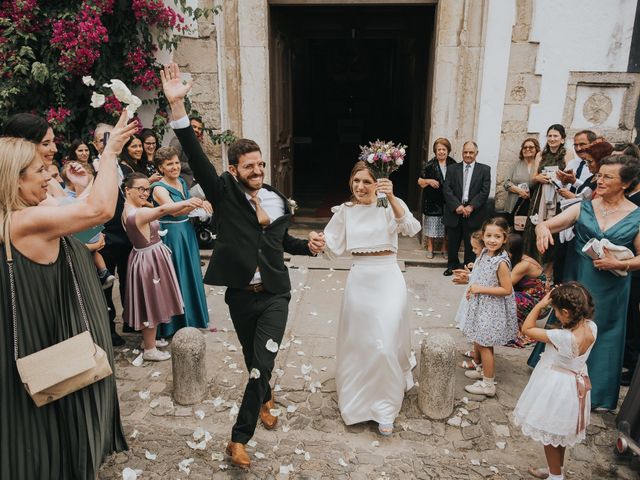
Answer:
[{"xmin": 31, "ymin": 62, "xmax": 49, "ymax": 83}]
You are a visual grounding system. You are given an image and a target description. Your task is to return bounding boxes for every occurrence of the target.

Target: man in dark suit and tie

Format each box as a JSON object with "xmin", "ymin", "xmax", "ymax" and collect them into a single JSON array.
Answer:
[
  {"xmin": 162, "ymin": 63, "xmax": 325, "ymax": 468},
  {"xmin": 442, "ymin": 140, "xmax": 491, "ymax": 276}
]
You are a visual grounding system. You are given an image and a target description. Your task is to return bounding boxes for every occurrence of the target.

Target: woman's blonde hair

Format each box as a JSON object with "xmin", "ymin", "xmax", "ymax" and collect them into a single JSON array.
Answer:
[{"xmin": 0, "ymin": 137, "xmax": 38, "ymax": 243}]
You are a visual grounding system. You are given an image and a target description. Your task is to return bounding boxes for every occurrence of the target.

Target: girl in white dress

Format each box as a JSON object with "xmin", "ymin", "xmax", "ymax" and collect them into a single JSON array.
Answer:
[
  {"xmin": 512, "ymin": 282, "xmax": 596, "ymax": 480},
  {"xmin": 323, "ymin": 161, "xmax": 421, "ymax": 436}
]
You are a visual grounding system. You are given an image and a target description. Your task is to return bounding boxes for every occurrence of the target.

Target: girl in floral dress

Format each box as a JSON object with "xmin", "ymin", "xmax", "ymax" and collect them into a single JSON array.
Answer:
[{"xmin": 455, "ymin": 217, "xmax": 518, "ymax": 396}]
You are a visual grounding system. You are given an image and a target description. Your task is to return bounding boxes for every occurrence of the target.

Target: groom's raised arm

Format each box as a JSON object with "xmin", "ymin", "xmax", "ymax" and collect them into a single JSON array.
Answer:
[{"xmin": 162, "ymin": 63, "xmax": 223, "ymax": 203}]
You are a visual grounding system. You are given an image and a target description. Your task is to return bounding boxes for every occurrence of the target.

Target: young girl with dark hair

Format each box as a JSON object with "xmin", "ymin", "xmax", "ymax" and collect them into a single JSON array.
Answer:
[{"xmin": 513, "ymin": 282, "xmax": 597, "ymax": 480}]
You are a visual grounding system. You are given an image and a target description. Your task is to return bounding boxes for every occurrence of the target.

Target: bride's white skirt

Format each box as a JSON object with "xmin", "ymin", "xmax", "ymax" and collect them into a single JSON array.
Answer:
[{"xmin": 336, "ymin": 255, "xmax": 414, "ymax": 425}]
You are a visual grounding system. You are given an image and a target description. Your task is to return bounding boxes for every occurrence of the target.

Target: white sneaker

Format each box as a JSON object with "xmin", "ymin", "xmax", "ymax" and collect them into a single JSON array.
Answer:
[
  {"xmin": 464, "ymin": 380, "xmax": 496, "ymax": 397},
  {"xmin": 140, "ymin": 338, "xmax": 169, "ymax": 349},
  {"xmin": 143, "ymin": 348, "xmax": 171, "ymax": 362},
  {"xmin": 464, "ymin": 368, "xmax": 483, "ymax": 380}
]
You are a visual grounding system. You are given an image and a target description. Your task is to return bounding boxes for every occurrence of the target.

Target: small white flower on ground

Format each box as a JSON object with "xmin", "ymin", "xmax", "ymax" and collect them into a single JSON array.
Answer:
[
  {"xmin": 130, "ymin": 429, "xmax": 139, "ymax": 439},
  {"xmin": 282, "ymin": 425, "xmax": 291, "ymax": 433},
  {"xmin": 279, "ymin": 464, "xmax": 294, "ymax": 474},
  {"xmin": 489, "ymin": 466, "xmax": 499, "ymax": 473},
  {"xmin": 304, "ymin": 452, "xmax": 311, "ymax": 461},
  {"xmin": 247, "ymin": 439, "xmax": 257, "ymax": 448},
  {"xmin": 90, "ymin": 92, "xmax": 105, "ymax": 108},
  {"xmin": 496, "ymin": 442, "xmax": 506, "ymax": 450},
  {"xmin": 178, "ymin": 458, "xmax": 194, "ymax": 474},
  {"xmin": 274, "ymin": 384, "xmax": 282, "ymax": 392},
  {"xmin": 294, "ymin": 448, "xmax": 305, "ymax": 455},
  {"xmin": 266, "ymin": 339, "xmax": 279, "ymax": 352},
  {"xmin": 227, "ymin": 344, "xmax": 238, "ymax": 352},
  {"xmin": 275, "ymin": 368, "xmax": 285, "ymax": 377},
  {"xmin": 269, "ymin": 408, "xmax": 282, "ymax": 417},
  {"xmin": 122, "ymin": 467, "xmax": 141, "ymax": 480},
  {"xmin": 229, "ymin": 403, "xmax": 239, "ymax": 417},
  {"xmin": 371, "ymin": 441, "xmax": 379, "ymax": 447},
  {"xmin": 194, "ymin": 410, "xmax": 205, "ymax": 420},
  {"xmin": 193, "ymin": 427, "xmax": 205, "ymax": 440},
  {"xmin": 138, "ymin": 390, "xmax": 150, "ymax": 400},
  {"xmin": 212, "ymin": 396, "xmax": 224, "ymax": 407},
  {"xmin": 296, "ymin": 351, "xmax": 305, "ymax": 356},
  {"xmin": 151, "ymin": 371, "xmax": 161, "ymax": 378},
  {"xmin": 301, "ymin": 364, "xmax": 312, "ymax": 375},
  {"xmin": 470, "ymin": 459, "xmax": 481, "ymax": 466},
  {"xmin": 149, "ymin": 399, "xmax": 160, "ymax": 408},
  {"xmin": 187, "ymin": 439, "xmax": 207, "ymax": 450},
  {"xmin": 82, "ymin": 75, "xmax": 95, "ymax": 86},
  {"xmin": 338, "ymin": 458, "xmax": 348, "ymax": 467},
  {"xmin": 250, "ymin": 368, "xmax": 261, "ymax": 379},
  {"xmin": 309, "ymin": 311, "xmax": 318, "ymax": 316},
  {"xmin": 132, "ymin": 353, "xmax": 144, "ymax": 367},
  {"xmin": 211, "ymin": 452, "xmax": 224, "ymax": 461},
  {"xmin": 219, "ymin": 464, "xmax": 228, "ymax": 470},
  {"xmin": 254, "ymin": 452, "xmax": 265, "ymax": 459},
  {"xmin": 145, "ymin": 450, "xmax": 157, "ymax": 460}
]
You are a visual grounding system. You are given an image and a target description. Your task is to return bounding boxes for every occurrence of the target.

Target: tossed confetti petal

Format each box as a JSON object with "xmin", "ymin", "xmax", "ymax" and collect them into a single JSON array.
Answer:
[
  {"xmin": 269, "ymin": 408, "xmax": 282, "ymax": 417},
  {"xmin": 211, "ymin": 452, "xmax": 224, "ymax": 461},
  {"xmin": 338, "ymin": 458, "xmax": 348, "ymax": 467},
  {"xmin": 286, "ymin": 405, "xmax": 298, "ymax": 413},
  {"xmin": 194, "ymin": 410, "xmax": 205, "ymax": 420},
  {"xmin": 178, "ymin": 458, "xmax": 194, "ymax": 474},
  {"xmin": 122, "ymin": 467, "xmax": 139, "ymax": 480},
  {"xmin": 301, "ymin": 364, "xmax": 312, "ymax": 375},
  {"xmin": 250, "ymin": 368, "xmax": 261, "ymax": 379},
  {"xmin": 247, "ymin": 439, "xmax": 257, "ymax": 448},
  {"xmin": 145, "ymin": 450, "xmax": 157, "ymax": 460},
  {"xmin": 138, "ymin": 390, "xmax": 150, "ymax": 400},
  {"xmin": 304, "ymin": 451, "xmax": 311, "ymax": 461},
  {"xmin": 254, "ymin": 452, "xmax": 265, "ymax": 459},
  {"xmin": 266, "ymin": 339, "xmax": 279, "ymax": 352},
  {"xmin": 282, "ymin": 425, "xmax": 291, "ymax": 433},
  {"xmin": 279, "ymin": 464, "xmax": 294, "ymax": 474}
]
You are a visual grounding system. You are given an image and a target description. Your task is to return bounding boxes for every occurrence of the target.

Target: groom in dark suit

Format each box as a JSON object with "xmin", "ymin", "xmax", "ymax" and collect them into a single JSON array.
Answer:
[
  {"xmin": 162, "ymin": 64, "xmax": 324, "ymax": 468},
  {"xmin": 442, "ymin": 141, "xmax": 491, "ymax": 276}
]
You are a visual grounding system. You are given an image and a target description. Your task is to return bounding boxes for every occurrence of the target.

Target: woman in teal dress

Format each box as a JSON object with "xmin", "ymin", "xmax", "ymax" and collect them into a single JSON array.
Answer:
[
  {"xmin": 534, "ymin": 155, "xmax": 640, "ymax": 410},
  {"xmin": 152, "ymin": 146, "xmax": 212, "ymax": 337}
]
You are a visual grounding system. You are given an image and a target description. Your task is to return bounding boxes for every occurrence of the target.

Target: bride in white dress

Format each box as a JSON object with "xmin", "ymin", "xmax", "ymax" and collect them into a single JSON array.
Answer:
[{"xmin": 323, "ymin": 161, "xmax": 421, "ymax": 435}]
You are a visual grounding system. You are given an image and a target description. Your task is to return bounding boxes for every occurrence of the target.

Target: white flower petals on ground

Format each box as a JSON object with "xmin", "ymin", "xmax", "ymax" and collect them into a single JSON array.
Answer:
[
  {"xmin": 187, "ymin": 439, "xmax": 207, "ymax": 450},
  {"xmin": 178, "ymin": 458, "xmax": 194, "ymax": 474},
  {"xmin": 309, "ymin": 311, "xmax": 318, "ymax": 316},
  {"xmin": 309, "ymin": 381, "xmax": 322, "ymax": 393},
  {"xmin": 145, "ymin": 450, "xmax": 157, "ymax": 460},
  {"xmin": 247, "ymin": 439, "xmax": 257, "ymax": 448},
  {"xmin": 496, "ymin": 441, "xmax": 506, "ymax": 449},
  {"xmin": 130, "ymin": 429, "xmax": 139, "ymax": 439},
  {"xmin": 250, "ymin": 368, "xmax": 261, "ymax": 379},
  {"xmin": 269, "ymin": 408, "xmax": 282, "ymax": 417},
  {"xmin": 212, "ymin": 396, "xmax": 224, "ymax": 407},
  {"xmin": 218, "ymin": 464, "xmax": 228, "ymax": 470},
  {"xmin": 275, "ymin": 368, "xmax": 285, "ymax": 377},
  {"xmin": 280, "ymin": 464, "xmax": 294, "ymax": 474},
  {"xmin": 132, "ymin": 354, "xmax": 144, "ymax": 367},
  {"xmin": 149, "ymin": 399, "xmax": 160, "ymax": 408},
  {"xmin": 371, "ymin": 440, "xmax": 380, "ymax": 447},
  {"xmin": 254, "ymin": 452, "xmax": 265, "ymax": 459},
  {"xmin": 282, "ymin": 425, "xmax": 291, "ymax": 432},
  {"xmin": 295, "ymin": 448, "xmax": 304, "ymax": 455},
  {"xmin": 138, "ymin": 390, "xmax": 150, "ymax": 400},
  {"xmin": 266, "ymin": 339, "xmax": 279, "ymax": 352},
  {"xmin": 296, "ymin": 351, "xmax": 305, "ymax": 356},
  {"xmin": 470, "ymin": 459, "xmax": 481, "ymax": 466},
  {"xmin": 227, "ymin": 344, "xmax": 238, "ymax": 352},
  {"xmin": 304, "ymin": 452, "xmax": 311, "ymax": 461},
  {"xmin": 301, "ymin": 364, "xmax": 312, "ymax": 375},
  {"xmin": 274, "ymin": 384, "xmax": 282, "ymax": 392},
  {"xmin": 122, "ymin": 467, "xmax": 141, "ymax": 480},
  {"xmin": 193, "ymin": 427, "xmax": 205, "ymax": 440},
  {"xmin": 286, "ymin": 405, "xmax": 298, "ymax": 413},
  {"xmin": 211, "ymin": 452, "xmax": 224, "ymax": 461},
  {"xmin": 194, "ymin": 410, "xmax": 205, "ymax": 420},
  {"xmin": 338, "ymin": 458, "xmax": 348, "ymax": 467},
  {"xmin": 150, "ymin": 371, "xmax": 161, "ymax": 378},
  {"xmin": 229, "ymin": 403, "xmax": 239, "ymax": 417}
]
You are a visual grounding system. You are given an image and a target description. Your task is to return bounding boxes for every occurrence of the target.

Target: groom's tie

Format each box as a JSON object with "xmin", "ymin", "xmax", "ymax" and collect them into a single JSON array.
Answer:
[{"xmin": 250, "ymin": 195, "xmax": 270, "ymax": 226}]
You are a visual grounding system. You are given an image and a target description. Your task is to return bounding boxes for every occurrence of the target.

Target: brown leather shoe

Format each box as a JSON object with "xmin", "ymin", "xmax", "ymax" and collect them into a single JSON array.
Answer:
[
  {"xmin": 259, "ymin": 392, "xmax": 277, "ymax": 430},
  {"xmin": 225, "ymin": 441, "xmax": 250, "ymax": 468}
]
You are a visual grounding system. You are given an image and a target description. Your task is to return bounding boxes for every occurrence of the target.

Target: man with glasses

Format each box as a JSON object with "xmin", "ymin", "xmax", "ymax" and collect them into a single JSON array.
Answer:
[
  {"xmin": 557, "ymin": 129, "xmax": 597, "ymax": 196},
  {"xmin": 162, "ymin": 63, "xmax": 325, "ymax": 468}
]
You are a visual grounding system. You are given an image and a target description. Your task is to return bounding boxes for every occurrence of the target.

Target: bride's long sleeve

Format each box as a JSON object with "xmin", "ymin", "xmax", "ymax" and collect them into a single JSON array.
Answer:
[
  {"xmin": 323, "ymin": 204, "xmax": 348, "ymax": 260},
  {"xmin": 386, "ymin": 198, "xmax": 421, "ymax": 236}
]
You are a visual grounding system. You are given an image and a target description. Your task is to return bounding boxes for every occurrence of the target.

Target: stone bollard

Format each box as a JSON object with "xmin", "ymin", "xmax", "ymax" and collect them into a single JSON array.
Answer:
[
  {"xmin": 172, "ymin": 327, "xmax": 207, "ymax": 405},
  {"xmin": 418, "ymin": 333, "xmax": 456, "ymax": 419}
]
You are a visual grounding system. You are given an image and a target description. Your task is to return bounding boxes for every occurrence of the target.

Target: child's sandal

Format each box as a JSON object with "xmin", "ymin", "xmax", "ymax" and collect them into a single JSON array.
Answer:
[
  {"xmin": 527, "ymin": 467, "xmax": 549, "ymax": 479},
  {"xmin": 460, "ymin": 359, "xmax": 481, "ymax": 370},
  {"xmin": 462, "ymin": 350, "xmax": 475, "ymax": 359}
]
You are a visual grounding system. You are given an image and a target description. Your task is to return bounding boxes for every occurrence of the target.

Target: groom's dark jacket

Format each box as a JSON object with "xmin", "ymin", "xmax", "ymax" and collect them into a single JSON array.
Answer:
[{"xmin": 174, "ymin": 126, "xmax": 312, "ymax": 294}]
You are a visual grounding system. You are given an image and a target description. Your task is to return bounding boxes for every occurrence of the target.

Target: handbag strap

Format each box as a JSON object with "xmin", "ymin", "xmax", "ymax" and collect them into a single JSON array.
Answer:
[{"xmin": 4, "ymin": 216, "xmax": 91, "ymax": 360}]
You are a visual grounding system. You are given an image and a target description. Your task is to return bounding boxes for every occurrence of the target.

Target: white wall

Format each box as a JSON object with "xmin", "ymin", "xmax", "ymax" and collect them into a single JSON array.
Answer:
[
  {"xmin": 475, "ymin": 0, "xmax": 516, "ymax": 195},
  {"xmin": 529, "ymin": 0, "xmax": 637, "ymax": 145}
]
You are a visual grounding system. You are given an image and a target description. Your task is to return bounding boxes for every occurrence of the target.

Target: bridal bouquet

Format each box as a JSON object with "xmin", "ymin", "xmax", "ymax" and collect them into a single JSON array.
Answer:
[{"xmin": 358, "ymin": 139, "xmax": 407, "ymax": 207}]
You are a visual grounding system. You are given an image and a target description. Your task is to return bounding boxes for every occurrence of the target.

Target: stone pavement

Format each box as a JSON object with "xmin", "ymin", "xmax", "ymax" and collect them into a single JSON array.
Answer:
[{"xmin": 98, "ymin": 239, "xmax": 638, "ymax": 479}]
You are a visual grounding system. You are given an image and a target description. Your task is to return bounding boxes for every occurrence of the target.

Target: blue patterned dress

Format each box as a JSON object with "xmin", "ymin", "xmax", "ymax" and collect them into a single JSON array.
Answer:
[{"xmin": 151, "ymin": 178, "xmax": 209, "ymax": 336}]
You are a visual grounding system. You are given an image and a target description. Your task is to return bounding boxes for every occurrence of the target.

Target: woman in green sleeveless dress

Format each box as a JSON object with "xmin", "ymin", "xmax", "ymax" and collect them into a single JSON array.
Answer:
[
  {"xmin": 0, "ymin": 112, "xmax": 137, "ymax": 479},
  {"xmin": 534, "ymin": 155, "xmax": 640, "ymax": 410},
  {"xmin": 151, "ymin": 146, "xmax": 211, "ymax": 337}
]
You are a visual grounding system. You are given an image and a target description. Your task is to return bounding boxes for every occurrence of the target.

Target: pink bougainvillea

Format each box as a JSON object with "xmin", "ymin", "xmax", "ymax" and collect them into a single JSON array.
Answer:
[{"xmin": 125, "ymin": 45, "xmax": 161, "ymax": 91}]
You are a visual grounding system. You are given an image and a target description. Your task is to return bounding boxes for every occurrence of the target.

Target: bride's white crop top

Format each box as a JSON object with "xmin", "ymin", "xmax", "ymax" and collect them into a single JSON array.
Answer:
[{"xmin": 323, "ymin": 198, "xmax": 421, "ymax": 258}]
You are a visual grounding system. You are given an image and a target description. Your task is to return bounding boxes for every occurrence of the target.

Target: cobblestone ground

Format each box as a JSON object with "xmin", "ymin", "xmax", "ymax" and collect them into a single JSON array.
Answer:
[{"xmin": 99, "ymin": 257, "xmax": 639, "ymax": 479}]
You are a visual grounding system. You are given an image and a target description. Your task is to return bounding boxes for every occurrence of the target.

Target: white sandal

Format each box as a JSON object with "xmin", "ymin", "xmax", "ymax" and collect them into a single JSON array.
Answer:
[{"xmin": 460, "ymin": 359, "xmax": 482, "ymax": 370}]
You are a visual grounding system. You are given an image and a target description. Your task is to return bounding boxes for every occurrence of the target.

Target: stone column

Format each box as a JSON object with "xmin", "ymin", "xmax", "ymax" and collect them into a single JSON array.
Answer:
[
  {"xmin": 418, "ymin": 333, "xmax": 456, "ymax": 420},
  {"xmin": 172, "ymin": 327, "xmax": 207, "ymax": 405}
]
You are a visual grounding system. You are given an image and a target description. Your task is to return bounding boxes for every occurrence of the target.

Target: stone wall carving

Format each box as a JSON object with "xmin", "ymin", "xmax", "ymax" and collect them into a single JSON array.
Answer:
[{"xmin": 562, "ymin": 72, "xmax": 640, "ymax": 144}]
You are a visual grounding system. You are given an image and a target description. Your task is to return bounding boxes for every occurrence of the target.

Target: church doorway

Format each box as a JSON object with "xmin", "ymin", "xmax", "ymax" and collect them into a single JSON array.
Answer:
[{"xmin": 269, "ymin": 4, "xmax": 435, "ymax": 218}]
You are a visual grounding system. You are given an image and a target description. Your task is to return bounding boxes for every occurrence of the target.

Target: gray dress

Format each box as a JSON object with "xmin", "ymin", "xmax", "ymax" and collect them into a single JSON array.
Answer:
[{"xmin": 456, "ymin": 248, "xmax": 518, "ymax": 346}]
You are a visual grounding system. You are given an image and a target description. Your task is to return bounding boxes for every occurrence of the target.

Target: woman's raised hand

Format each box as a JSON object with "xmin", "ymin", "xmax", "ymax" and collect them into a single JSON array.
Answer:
[
  {"xmin": 181, "ymin": 197, "xmax": 204, "ymax": 212},
  {"xmin": 161, "ymin": 63, "xmax": 193, "ymax": 104},
  {"xmin": 376, "ymin": 178, "xmax": 395, "ymax": 198},
  {"xmin": 104, "ymin": 111, "xmax": 139, "ymax": 156}
]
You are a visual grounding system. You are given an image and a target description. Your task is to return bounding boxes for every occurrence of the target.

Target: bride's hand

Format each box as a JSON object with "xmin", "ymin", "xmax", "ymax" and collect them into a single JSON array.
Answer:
[{"xmin": 376, "ymin": 178, "xmax": 394, "ymax": 198}]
